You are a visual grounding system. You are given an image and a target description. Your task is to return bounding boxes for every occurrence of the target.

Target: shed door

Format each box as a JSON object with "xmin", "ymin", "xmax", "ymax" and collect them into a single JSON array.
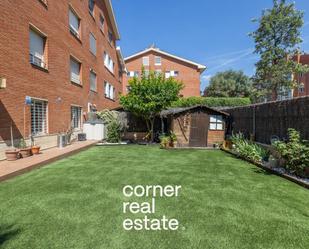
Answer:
[{"xmin": 189, "ymin": 111, "xmax": 208, "ymax": 147}]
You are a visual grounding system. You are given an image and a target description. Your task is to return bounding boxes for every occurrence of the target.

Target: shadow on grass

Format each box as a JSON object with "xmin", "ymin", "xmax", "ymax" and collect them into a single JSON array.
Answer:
[{"xmin": 0, "ymin": 225, "xmax": 21, "ymax": 246}]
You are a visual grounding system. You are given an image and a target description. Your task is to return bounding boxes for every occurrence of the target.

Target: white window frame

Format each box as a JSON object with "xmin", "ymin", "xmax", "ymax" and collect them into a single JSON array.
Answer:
[
  {"xmin": 104, "ymin": 52, "xmax": 114, "ymax": 74},
  {"xmin": 90, "ymin": 70, "xmax": 97, "ymax": 92},
  {"xmin": 209, "ymin": 115, "xmax": 223, "ymax": 131},
  {"xmin": 155, "ymin": 56, "xmax": 161, "ymax": 65},
  {"xmin": 31, "ymin": 98, "xmax": 48, "ymax": 136},
  {"xmin": 142, "ymin": 56, "xmax": 149, "ymax": 66},
  {"xmin": 89, "ymin": 33, "xmax": 96, "ymax": 55},
  {"xmin": 71, "ymin": 105, "xmax": 82, "ymax": 129},
  {"xmin": 104, "ymin": 81, "xmax": 115, "ymax": 100},
  {"xmin": 69, "ymin": 8, "xmax": 80, "ymax": 39}
]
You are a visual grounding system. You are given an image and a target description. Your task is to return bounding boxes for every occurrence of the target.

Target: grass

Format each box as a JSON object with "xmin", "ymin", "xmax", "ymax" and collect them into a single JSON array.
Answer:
[{"xmin": 0, "ymin": 145, "xmax": 308, "ymax": 249}]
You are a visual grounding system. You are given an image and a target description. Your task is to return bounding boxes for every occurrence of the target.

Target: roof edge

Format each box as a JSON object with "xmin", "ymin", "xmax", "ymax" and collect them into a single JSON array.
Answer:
[
  {"xmin": 125, "ymin": 48, "xmax": 206, "ymax": 71},
  {"xmin": 104, "ymin": 0, "xmax": 120, "ymax": 40}
]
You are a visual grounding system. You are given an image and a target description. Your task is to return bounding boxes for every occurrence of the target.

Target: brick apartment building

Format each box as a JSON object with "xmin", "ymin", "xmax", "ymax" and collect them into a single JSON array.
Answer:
[
  {"xmin": 0, "ymin": 0, "xmax": 125, "ymax": 158},
  {"xmin": 293, "ymin": 54, "xmax": 309, "ymax": 97},
  {"xmin": 123, "ymin": 46, "xmax": 206, "ymax": 97}
]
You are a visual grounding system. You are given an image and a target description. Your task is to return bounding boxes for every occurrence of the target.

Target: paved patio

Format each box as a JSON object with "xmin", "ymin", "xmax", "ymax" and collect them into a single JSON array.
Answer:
[{"xmin": 0, "ymin": 140, "xmax": 97, "ymax": 182}]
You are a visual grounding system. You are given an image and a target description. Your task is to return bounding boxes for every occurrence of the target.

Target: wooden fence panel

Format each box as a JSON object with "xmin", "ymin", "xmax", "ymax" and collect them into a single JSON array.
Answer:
[{"xmin": 224, "ymin": 96, "xmax": 309, "ymax": 144}]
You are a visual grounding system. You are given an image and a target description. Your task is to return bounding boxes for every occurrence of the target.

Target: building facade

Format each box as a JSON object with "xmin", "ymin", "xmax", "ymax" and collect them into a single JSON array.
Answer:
[
  {"xmin": 0, "ymin": 0, "xmax": 125, "ymax": 158},
  {"xmin": 123, "ymin": 46, "xmax": 206, "ymax": 97},
  {"xmin": 293, "ymin": 54, "xmax": 309, "ymax": 98}
]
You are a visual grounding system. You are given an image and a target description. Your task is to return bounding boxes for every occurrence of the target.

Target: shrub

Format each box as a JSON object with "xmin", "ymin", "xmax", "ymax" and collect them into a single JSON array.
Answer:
[
  {"xmin": 231, "ymin": 133, "xmax": 268, "ymax": 163},
  {"xmin": 107, "ymin": 121, "xmax": 121, "ymax": 143},
  {"xmin": 171, "ymin": 97, "xmax": 251, "ymax": 108},
  {"xmin": 274, "ymin": 129, "xmax": 309, "ymax": 177}
]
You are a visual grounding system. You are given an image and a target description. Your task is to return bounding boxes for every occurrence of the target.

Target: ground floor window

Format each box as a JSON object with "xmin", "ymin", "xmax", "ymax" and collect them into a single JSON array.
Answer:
[
  {"xmin": 31, "ymin": 99, "xmax": 48, "ymax": 135},
  {"xmin": 209, "ymin": 115, "xmax": 223, "ymax": 130},
  {"xmin": 71, "ymin": 106, "xmax": 82, "ymax": 129}
]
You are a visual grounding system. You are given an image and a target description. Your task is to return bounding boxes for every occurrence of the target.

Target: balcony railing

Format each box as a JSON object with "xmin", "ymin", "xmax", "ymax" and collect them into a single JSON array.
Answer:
[{"xmin": 30, "ymin": 54, "xmax": 47, "ymax": 69}]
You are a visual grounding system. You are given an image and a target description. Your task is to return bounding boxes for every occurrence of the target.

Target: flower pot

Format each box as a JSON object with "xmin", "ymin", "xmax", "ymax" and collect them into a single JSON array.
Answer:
[
  {"xmin": 5, "ymin": 149, "xmax": 20, "ymax": 161},
  {"xmin": 19, "ymin": 148, "xmax": 32, "ymax": 158},
  {"xmin": 31, "ymin": 146, "xmax": 41, "ymax": 155}
]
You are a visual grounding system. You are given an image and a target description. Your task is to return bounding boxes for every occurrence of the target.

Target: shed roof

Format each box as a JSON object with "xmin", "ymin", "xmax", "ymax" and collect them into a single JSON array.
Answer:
[{"xmin": 160, "ymin": 105, "xmax": 229, "ymax": 117}]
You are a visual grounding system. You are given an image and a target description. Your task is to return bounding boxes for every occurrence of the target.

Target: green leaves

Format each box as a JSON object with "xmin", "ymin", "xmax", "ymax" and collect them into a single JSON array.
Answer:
[
  {"xmin": 274, "ymin": 129, "xmax": 309, "ymax": 177},
  {"xmin": 250, "ymin": 0, "xmax": 308, "ymax": 101},
  {"xmin": 205, "ymin": 70, "xmax": 253, "ymax": 98}
]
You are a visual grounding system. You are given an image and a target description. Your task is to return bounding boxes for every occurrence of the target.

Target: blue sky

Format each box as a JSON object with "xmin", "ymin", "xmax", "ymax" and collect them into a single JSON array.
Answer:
[{"xmin": 113, "ymin": 0, "xmax": 309, "ymax": 92}]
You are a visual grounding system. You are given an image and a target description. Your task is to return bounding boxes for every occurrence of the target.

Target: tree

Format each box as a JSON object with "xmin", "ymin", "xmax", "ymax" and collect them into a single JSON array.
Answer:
[
  {"xmin": 120, "ymin": 70, "xmax": 183, "ymax": 142},
  {"xmin": 205, "ymin": 70, "xmax": 252, "ymax": 97},
  {"xmin": 250, "ymin": 0, "xmax": 308, "ymax": 101}
]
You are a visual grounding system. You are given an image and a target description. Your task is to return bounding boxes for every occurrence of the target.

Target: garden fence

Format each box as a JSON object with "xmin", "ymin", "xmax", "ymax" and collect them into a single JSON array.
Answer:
[{"xmin": 223, "ymin": 96, "xmax": 309, "ymax": 144}]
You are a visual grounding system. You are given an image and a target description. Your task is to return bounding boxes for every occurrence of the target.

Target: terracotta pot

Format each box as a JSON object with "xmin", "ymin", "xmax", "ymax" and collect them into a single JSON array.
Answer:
[
  {"xmin": 19, "ymin": 148, "xmax": 32, "ymax": 158},
  {"xmin": 5, "ymin": 149, "xmax": 20, "ymax": 161},
  {"xmin": 31, "ymin": 146, "xmax": 41, "ymax": 155}
]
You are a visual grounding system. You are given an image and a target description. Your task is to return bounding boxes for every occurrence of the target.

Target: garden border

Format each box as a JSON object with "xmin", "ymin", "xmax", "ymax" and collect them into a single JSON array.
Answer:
[{"xmin": 221, "ymin": 148, "xmax": 309, "ymax": 189}]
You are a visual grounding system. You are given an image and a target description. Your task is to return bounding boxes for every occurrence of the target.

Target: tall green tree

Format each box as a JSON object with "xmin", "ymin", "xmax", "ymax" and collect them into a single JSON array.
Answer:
[
  {"xmin": 205, "ymin": 70, "xmax": 252, "ymax": 97},
  {"xmin": 250, "ymin": 0, "xmax": 308, "ymax": 101},
  {"xmin": 120, "ymin": 70, "xmax": 183, "ymax": 142}
]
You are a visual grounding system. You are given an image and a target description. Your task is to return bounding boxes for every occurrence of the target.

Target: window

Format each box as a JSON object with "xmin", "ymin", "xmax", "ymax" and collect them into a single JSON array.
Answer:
[
  {"xmin": 70, "ymin": 57, "xmax": 81, "ymax": 84},
  {"xmin": 155, "ymin": 56, "xmax": 161, "ymax": 65},
  {"xmin": 99, "ymin": 14, "xmax": 104, "ymax": 31},
  {"xmin": 108, "ymin": 30, "xmax": 113, "ymax": 44},
  {"xmin": 90, "ymin": 70, "xmax": 97, "ymax": 91},
  {"xmin": 69, "ymin": 8, "xmax": 80, "ymax": 38},
  {"xmin": 71, "ymin": 106, "xmax": 82, "ymax": 129},
  {"xmin": 88, "ymin": 0, "xmax": 94, "ymax": 15},
  {"xmin": 298, "ymin": 83, "xmax": 305, "ymax": 93},
  {"xmin": 165, "ymin": 70, "xmax": 179, "ymax": 78},
  {"xmin": 142, "ymin": 56, "xmax": 149, "ymax": 66},
  {"xmin": 31, "ymin": 99, "xmax": 48, "ymax": 135},
  {"xmin": 29, "ymin": 28, "xmax": 47, "ymax": 69},
  {"xmin": 127, "ymin": 71, "xmax": 139, "ymax": 77},
  {"xmin": 104, "ymin": 52, "xmax": 114, "ymax": 73},
  {"xmin": 89, "ymin": 33, "xmax": 96, "ymax": 55},
  {"xmin": 104, "ymin": 82, "xmax": 115, "ymax": 100},
  {"xmin": 209, "ymin": 115, "xmax": 223, "ymax": 130},
  {"xmin": 144, "ymin": 70, "xmax": 150, "ymax": 77}
]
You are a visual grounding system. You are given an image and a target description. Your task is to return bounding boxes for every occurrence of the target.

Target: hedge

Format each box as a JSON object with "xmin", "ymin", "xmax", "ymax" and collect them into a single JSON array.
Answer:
[{"xmin": 171, "ymin": 97, "xmax": 251, "ymax": 108}]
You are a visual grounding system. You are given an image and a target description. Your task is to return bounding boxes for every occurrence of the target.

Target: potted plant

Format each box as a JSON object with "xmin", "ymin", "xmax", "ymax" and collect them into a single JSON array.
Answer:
[
  {"xmin": 30, "ymin": 135, "xmax": 40, "ymax": 155},
  {"xmin": 159, "ymin": 135, "xmax": 170, "ymax": 149},
  {"xmin": 18, "ymin": 138, "xmax": 32, "ymax": 158},
  {"xmin": 5, "ymin": 148, "xmax": 20, "ymax": 161},
  {"xmin": 169, "ymin": 132, "xmax": 177, "ymax": 148}
]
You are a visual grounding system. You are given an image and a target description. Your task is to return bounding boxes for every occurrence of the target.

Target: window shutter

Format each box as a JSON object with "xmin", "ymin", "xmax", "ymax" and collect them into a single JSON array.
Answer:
[
  {"xmin": 30, "ymin": 30, "xmax": 44, "ymax": 60},
  {"xmin": 69, "ymin": 9, "xmax": 79, "ymax": 34}
]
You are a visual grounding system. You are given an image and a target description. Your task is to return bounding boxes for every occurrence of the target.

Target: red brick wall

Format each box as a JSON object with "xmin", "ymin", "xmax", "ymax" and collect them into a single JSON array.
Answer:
[
  {"xmin": 123, "ymin": 50, "xmax": 202, "ymax": 97},
  {"xmin": 0, "ymin": 0, "xmax": 123, "ymax": 141},
  {"xmin": 293, "ymin": 55, "xmax": 309, "ymax": 97},
  {"xmin": 207, "ymin": 130, "xmax": 225, "ymax": 147}
]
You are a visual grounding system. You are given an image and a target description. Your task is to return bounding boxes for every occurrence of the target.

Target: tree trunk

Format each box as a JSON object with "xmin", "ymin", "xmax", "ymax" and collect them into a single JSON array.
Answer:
[{"xmin": 150, "ymin": 118, "xmax": 155, "ymax": 142}]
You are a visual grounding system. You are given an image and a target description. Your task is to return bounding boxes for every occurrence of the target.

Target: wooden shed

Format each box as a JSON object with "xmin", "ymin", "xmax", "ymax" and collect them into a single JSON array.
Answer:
[{"xmin": 160, "ymin": 105, "xmax": 229, "ymax": 148}]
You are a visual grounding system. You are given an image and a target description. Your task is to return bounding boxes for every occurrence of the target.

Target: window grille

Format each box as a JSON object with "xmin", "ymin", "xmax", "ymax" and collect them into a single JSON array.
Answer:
[
  {"xmin": 71, "ymin": 106, "xmax": 82, "ymax": 129},
  {"xmin": 31, "ymin": 99, "xmax": 48, "ymax": 135}
]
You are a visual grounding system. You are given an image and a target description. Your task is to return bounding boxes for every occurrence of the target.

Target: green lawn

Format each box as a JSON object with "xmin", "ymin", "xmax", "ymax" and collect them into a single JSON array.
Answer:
[{"xmin": 0, "ymin": 145, "xmax": 308, "ymax": 249}]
